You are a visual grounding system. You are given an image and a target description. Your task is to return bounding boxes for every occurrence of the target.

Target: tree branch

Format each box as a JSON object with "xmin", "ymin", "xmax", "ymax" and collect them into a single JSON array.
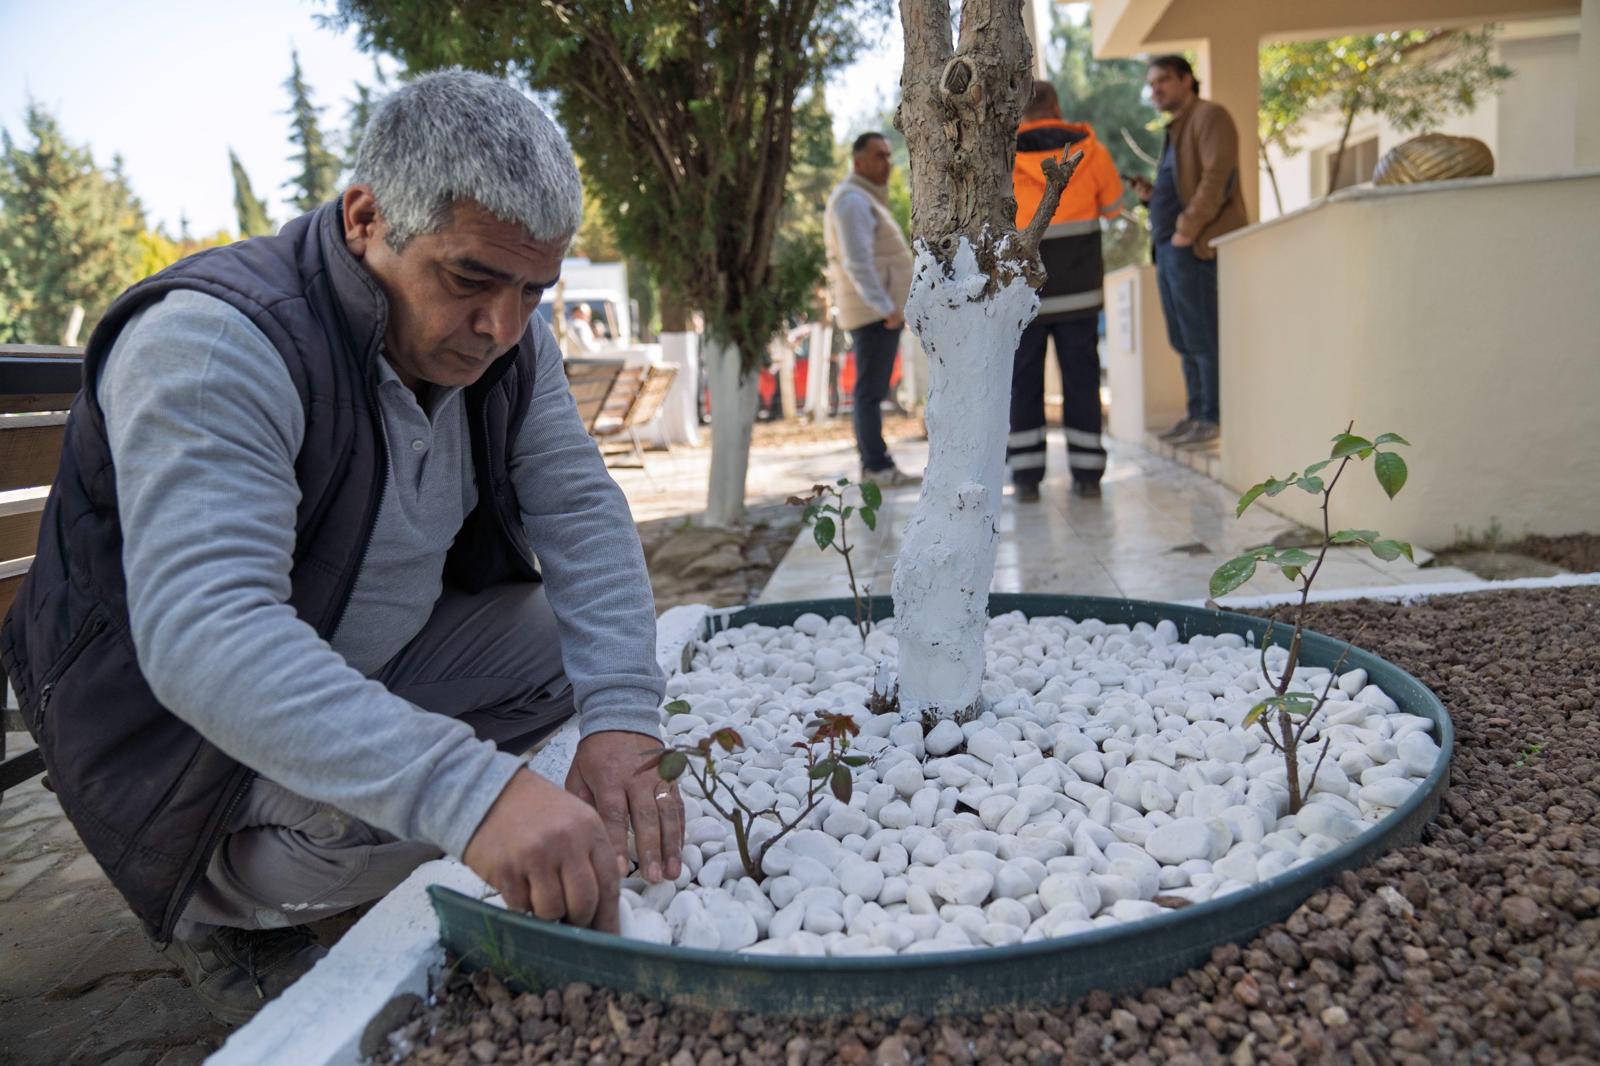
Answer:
[{"xmin": 1014, "ymin": 148, "xmax": 1084, "ymax": 276}]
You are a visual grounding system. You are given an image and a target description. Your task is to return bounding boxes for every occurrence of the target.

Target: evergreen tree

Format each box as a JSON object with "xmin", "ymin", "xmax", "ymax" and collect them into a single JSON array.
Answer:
[
  {"xmin": 230, "ymin": 148, "xmax": 276, "ymax": 237},
  {"xmin": 344, "ymin": 61, "xmax": 391, "ymax": 176},
  {"xmin": 283, "ymin": 49, "xmax": 342, "ymax": 213},
  {"xmin": 0, "ymin": 103, "xmax": 147, "ymax": 342},
  {"xmin": 331, "ymin": 0, "xmax": 890, "ymax": 525}
]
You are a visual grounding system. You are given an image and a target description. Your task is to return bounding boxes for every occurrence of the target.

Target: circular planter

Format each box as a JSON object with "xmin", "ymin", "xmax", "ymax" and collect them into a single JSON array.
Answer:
[{"xmin": 430, "ymin": 593, "xmax": 1451, "ymax": 1017}]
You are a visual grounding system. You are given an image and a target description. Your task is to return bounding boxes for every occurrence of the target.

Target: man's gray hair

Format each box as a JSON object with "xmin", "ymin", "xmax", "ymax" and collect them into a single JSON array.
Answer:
[{"xmin": 352, "ymin": 69, "xmax": 582, "ymax": 250}]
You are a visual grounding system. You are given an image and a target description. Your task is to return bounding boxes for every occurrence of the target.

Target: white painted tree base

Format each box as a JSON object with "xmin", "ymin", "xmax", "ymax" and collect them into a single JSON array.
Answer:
[
  {"xmin": 703, "ymin": 338, "xmax": 759, "ymax": 529},
  {"xmin": 892, "ymin": 238, "xmax": 1040, "ymax": 718}
]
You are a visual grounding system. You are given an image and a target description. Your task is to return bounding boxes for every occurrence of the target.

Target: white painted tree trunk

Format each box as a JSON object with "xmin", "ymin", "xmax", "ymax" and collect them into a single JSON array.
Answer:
[
  {"xmin": 702, "ymin": 337, "xmax": 759, "ymax": 528},
  {"xmin": 806, "ymin": 321, "xmax": 833, "ymax": 423},
  {"xmin": 656, "ymin": 331, "xmax": 702, "ymax": 447},
  {"xmin": 890, "ymin": 238, "xmax": 1039, "ymax": 718}
]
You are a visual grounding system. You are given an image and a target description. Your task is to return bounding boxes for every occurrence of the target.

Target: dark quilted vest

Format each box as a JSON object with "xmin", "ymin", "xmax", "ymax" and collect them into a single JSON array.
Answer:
[{"xmin": 0, "ymin": 200, "xmax": 539, "ymax": 941}]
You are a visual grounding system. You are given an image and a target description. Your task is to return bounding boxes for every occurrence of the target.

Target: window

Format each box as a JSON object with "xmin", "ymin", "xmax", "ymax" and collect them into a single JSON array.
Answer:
[{"xmin": 1320, "ymin": 136, "xmax": 1380, "ymax": 195}]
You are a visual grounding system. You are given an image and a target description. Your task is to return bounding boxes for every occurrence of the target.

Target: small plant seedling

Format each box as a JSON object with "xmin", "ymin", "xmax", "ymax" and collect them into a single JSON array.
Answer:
[
  {"xmin": 1210, "ymin": 423, "xmax": 1412, "ymax": 814},
  {"xmin": 789, "ymin": 478, "xmax": 881, "ymax": 642},
  {"xmin": 1514, "ymin": 742, "xmax": 1544, "ymax": 768},
  {"xmin": 645, "ymin": 703, "xmax": 865, "ymax": 882}
]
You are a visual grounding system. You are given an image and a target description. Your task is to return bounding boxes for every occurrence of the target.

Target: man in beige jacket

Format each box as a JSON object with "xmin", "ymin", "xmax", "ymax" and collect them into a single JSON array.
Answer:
[{"xmin": 824, "ymin": 133, "xmax": 917, "ymax": 485}]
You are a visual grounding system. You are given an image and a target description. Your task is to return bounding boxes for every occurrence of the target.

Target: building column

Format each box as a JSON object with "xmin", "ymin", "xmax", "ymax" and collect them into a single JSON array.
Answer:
[
  {"xmin": 1579, "ymin": 0, "xmax": 1600, "ymax": 168},
  {"xmin": 1196, "ymin": 31, "xmax": 1261, "ymax": 224},
  {"xmin": 1023, "ymin": 0, "xmax": 1049, "ymax": 80}
]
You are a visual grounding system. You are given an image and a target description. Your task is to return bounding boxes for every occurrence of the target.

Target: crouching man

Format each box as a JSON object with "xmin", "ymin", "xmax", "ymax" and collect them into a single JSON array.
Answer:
[{"xmin": 0, "ymin": 70, "xmax": 682, "ymax": 1025}]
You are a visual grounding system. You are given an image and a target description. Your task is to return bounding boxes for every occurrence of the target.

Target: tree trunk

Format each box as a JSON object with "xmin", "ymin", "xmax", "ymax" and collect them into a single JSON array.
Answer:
[
  {"xmin": 1259, "ymin": 141, "xmax": 1285, "ymax": 216},
  {"xmin": 890, "ymin": 0, "xmax": 1073, "ymax": 719},
  {"xmin": 1327, "ymin": 98, "xmax": 1359, "ymax": 195},
  {"xmin": 703, "ymin": 336, "xmax": 759, "ymax": 528}
]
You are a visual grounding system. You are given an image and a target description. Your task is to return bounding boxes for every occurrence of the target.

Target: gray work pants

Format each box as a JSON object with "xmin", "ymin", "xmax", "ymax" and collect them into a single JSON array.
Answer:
[{"xmin": 176, "ymin": 581, "xmax": 574, "ymax": 935}]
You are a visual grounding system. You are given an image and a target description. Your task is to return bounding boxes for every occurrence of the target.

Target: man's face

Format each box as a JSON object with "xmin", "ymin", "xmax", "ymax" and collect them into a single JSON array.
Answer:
[
  {"xmin": 1147, "ymin": 65, "xmax": 1194, "ymax": 113},
  {"xmin": 343, "ymin": 187, "xmax": 565, "ymax": 391},
  {"xmin": 854, "ymin": 137, "xmax": 893, "ymax": 185}
]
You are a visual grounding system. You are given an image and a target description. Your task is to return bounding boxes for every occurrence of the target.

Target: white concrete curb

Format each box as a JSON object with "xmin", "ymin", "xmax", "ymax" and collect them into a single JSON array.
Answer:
[
  {"xmin": 207, "ymin": 604, "xmax": 715, "ymax": 1065},
  {"xmin": 1195, "ymin": 571, "xmax": 1600, "ymax": 611}
]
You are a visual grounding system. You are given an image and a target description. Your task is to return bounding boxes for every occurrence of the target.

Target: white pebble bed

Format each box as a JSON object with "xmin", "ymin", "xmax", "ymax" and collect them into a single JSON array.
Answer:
[{"xmin": 615, "ymin": 611, "xmax": 1442, "ymax": 957}]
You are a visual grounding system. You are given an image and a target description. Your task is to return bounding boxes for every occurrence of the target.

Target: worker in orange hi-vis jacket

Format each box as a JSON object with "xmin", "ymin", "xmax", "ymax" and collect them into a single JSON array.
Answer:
[{"xmin": 1007, "ymin": 80, "xmax": 1124, "ymax": 502}]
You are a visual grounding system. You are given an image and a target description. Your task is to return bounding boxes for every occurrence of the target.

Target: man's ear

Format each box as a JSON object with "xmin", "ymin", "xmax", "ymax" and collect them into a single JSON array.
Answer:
[{"xmin": 343, "ymin": 185, "xmax": 382, "ymax": 259}]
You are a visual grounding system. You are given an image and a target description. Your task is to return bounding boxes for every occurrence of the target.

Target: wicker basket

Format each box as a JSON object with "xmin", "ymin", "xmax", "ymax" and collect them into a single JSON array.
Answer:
[{"xmin": 1373, "ymin": 133, "xmax": 1495, "ymax": 186}]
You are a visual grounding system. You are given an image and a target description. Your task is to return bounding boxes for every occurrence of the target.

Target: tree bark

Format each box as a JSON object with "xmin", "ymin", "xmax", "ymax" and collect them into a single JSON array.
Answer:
[
  {"xmin": 889, "ymin": 0, "xmax": 1077, "ymax": 720},
  {"xmin": 1260, "ymin": 141, "xmax": 1285, "ymax": 216},
  {"xmin": 1327, "ymin": 97, "xmax": 1359, "ymax": 195},
  {"xmin": 703, "ymin": 337, "xmax": 759, "ymax": 528}
]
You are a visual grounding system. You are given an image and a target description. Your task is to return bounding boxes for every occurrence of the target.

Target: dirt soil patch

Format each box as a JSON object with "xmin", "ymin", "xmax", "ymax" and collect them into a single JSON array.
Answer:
[
  {"xmin": 1505, "ymin": 535, "xmax": 1600, "ymax": 575},
  {"xmin": 379, "ymin": 586, "xmax": 1600, "ymax": 1066},
  {"xmin": 750, "ymin": 412, "xmax": 926, "ymax": 451},
  {"xmin": 638, "ymin": 501, "xmax": 805, "ymax": 612}
]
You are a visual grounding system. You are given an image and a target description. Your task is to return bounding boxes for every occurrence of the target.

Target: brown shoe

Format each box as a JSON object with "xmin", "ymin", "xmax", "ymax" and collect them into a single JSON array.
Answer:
[
  {"xmin": 1173, "ymin": 421, "xmax": 1219, "ymax": 446},
  {"xmin": 159, "ymin": 923, "xmax": 328, "ymax": 1026}
]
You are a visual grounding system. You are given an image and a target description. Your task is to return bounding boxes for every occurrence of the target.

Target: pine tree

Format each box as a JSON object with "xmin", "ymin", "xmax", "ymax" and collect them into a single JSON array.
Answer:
[
  {"xmin": 344, "ymin": 61, "xmax": 390, "ymax": 177},
  {"xmin": 0, "ymin": 103, "xmax": 147, "ymax": 342},
  {"xmin": 283, "ymin": 49, "xmax": 341, "ymax": 213},
  {"xmin": 229, "ymin": 148, "xmax": 276, "ymax": 237}
]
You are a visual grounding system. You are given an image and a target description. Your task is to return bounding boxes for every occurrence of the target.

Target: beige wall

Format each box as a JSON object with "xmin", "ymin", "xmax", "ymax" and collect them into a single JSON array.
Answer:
[
  {"xmin": 1213, "ymin": 171, "xmax": 1600, "ymax": 548},
  {"xmin": 1104, "ymin": 263, "xmax": 1188, "ymax": 440}
]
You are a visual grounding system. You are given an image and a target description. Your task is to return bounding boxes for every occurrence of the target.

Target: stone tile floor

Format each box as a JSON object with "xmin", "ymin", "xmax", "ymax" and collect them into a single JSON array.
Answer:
[
  {"xmin": 759, "ymin": 430, "xmax": 1480, "ymax": 605},
  {"xmin": 0, "ymin": 422, "xmax": 1481, "ymax": 1064}
]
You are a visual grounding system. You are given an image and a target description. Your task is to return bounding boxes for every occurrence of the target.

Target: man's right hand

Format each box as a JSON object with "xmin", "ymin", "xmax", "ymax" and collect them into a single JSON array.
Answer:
[
  {"xmin": 884, "ymin": 311, "xmax": 905, "ymax": 330},
  {"xmin": 462, "ymin": 769, "xmax": 621, "ymax": 933}
]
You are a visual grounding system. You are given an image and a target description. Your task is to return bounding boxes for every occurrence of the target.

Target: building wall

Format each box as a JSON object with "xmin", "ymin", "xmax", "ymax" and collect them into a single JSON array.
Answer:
[
  {"xmin": 1213, "ymin": 171, "xmax": 1600, "ymax": 548},
  {"xmin": 1259, "ymin": 19, "xmax": 1579, "ymax": 219}
]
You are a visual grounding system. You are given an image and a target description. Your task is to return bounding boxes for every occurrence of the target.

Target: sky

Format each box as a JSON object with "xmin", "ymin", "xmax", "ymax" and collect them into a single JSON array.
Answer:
[{"xmin": 0, "ymin": 0, "xmax": 1056, "ymax": 237}]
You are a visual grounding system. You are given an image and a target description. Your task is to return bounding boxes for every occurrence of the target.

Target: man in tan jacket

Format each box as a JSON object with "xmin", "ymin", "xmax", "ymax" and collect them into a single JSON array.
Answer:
[
  {"xmin": 824, "ymin": 133, "xmax": 918, "ymax": 485},
  {"xmin": 1132, "ymin": 55, "xmax": 1249, "ymax": 446}
]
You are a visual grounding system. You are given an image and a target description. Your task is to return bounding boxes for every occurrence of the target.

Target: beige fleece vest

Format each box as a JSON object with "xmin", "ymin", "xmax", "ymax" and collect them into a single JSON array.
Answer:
[{"xmin": 824, "ymin": 174, "xmax": 915, "ymax": 331}]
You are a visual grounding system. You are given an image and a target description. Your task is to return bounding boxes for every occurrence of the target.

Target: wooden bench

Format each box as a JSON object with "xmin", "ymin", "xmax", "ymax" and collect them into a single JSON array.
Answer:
[
  {"xmin": 1, "ymin": 345, "xmax": 82, "ymax": 798},
  {"xmin": 593, "ymin": 364, "xmax": 679, "ymax": 468},
  {"xmin": 563, "ymin": 357, "xmax": 627, "ymax": 434}
]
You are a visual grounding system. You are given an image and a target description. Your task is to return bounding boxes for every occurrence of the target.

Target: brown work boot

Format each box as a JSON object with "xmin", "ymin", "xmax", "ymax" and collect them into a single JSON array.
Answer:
[{"xmin": 159, "ymin": 923, "xmax": 328, "ymax": 1026}]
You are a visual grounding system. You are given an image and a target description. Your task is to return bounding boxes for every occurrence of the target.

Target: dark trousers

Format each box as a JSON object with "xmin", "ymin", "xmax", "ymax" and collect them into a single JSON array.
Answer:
[
  {"xmin": 1006, "ymin": 315, "xmax": 1106, "ymax": 487},
  {"xmin": 850, "ymin": 320, "xmax": 902, "ymax": 472},
  {"xmin": 1154, "ymin": 241, "xmax": 1220, "ymax": 424}
]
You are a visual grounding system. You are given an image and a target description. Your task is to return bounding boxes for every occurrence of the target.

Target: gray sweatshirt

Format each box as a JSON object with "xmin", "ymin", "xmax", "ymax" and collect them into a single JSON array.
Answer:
[{"xmin": 99, "ymin": 290, "xmax": 664, "ymax": 859}]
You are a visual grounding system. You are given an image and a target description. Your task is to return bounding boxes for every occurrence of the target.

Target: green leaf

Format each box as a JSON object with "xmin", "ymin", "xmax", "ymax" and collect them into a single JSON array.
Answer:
[
  {"xmin": 842, "ymin": 754, "xmax": 870, "ymax": 767},
  {"xmin": 1235, "ymin": 483, "xmax": 1268, "ymax": 517},
  {"xmin": 859, "ymin": 481, "xmax": 882, "ymax": 509},
  {"xmin": 1303, "ymin": 459, "xmax": 1332, "ymax": 476},
  {"xmin": 842, "ymin": 505, "xmax": 854, "ymax": 521},
  {"xmin": 813, "ymin": 516, "xmax": 836, "ymax": 550},
  {"xmin": 664, "ymin": 699, "xmax": 692, "ymax": 716},
  {"xmin": 1275, "ymin": 548, "xmax": 1316, "ymax": 567},
  {"xmin": 1330, "ymin": 433, "xmax": 1374, "ymax": 460},
  {"xmin": 1372, "ymin": 432, "xmax": 1410, "ymax": 447},
  {"xmin": 1374, "ymin": 451, "xmax": 1408, "ymax": 499},
  {"xmin": 809, "ymin": 760, "xmax": 834, "ymax": 780},
  {"xmin": 1369, "ymin": 538, "xmax": 1414, "ymax": 562},
  {"xmin": 658, "ymin": 750, "xmax": 688, "ymax": 782},
  {"xmin": 1243, "ymin": 703, "xmax": 1269, "ymax": 728},
  {"xmin": 859, "ymin": 506, "xmax": 877, "ymax": 531},
  {"xmin": 1331, "ymin": 529, "xmax": 1380, "ymax": 545},
  {"xmin": 1262, "ymin": 477, "xmax": 1292, "ymax": 497},
  {"xmin": 802, "ymin": 503, "xmax": 818, "ymax": 522},
  {"xmin": 1281, "ymin": 566, "xmax": 1302, "ymax": 582},
  {"xmin": 1294, "ymin": 476, "xmax": 1325, "ymax": 495},
  {"xmin": 830, "ymin": 764, "xmax": 852, "ymax": 804},
  {"xmin": 1210, "ymin": 555, "xmax": 1259, "ymax": 599},
  {"xmin": 837, "ymin": 477, "xmax": 849, "ymax": 486}
]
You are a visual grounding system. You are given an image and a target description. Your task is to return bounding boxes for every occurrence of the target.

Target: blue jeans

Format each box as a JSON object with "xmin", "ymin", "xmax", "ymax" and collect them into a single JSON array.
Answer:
[
  {"xmin": 850, "ymin": 321, "xmax": 902, "ymax": 471},
  {"xmin": 1154, "ymin": 242, "xmax": 1220, "ymax": 424}
]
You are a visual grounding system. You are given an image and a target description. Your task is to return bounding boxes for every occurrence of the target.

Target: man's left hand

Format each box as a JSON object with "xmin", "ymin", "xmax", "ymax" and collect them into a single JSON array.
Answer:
[
  {"xmin": 1171, "ymin": 231, "xmax": 1194, "ymax": 248},
  {"xmin": 566, "ymin": 731, "xmax": 684, "ymax": 883}
]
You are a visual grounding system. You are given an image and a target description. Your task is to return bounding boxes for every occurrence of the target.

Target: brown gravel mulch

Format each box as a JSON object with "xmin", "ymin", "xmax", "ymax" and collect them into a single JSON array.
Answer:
[
  {"xmin": 381, "ymin": 587, "xmax": 1600, "ymax": 1066},
  {"xmin": 750, "ymin": 411, "xmax": 927, "ymax": 450}
]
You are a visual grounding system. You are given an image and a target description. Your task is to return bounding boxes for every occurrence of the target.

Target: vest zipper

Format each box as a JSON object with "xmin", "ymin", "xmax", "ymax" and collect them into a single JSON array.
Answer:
[{"xmin": 34, "ymin": 612, "xmax": 107, "ymax": 732}]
